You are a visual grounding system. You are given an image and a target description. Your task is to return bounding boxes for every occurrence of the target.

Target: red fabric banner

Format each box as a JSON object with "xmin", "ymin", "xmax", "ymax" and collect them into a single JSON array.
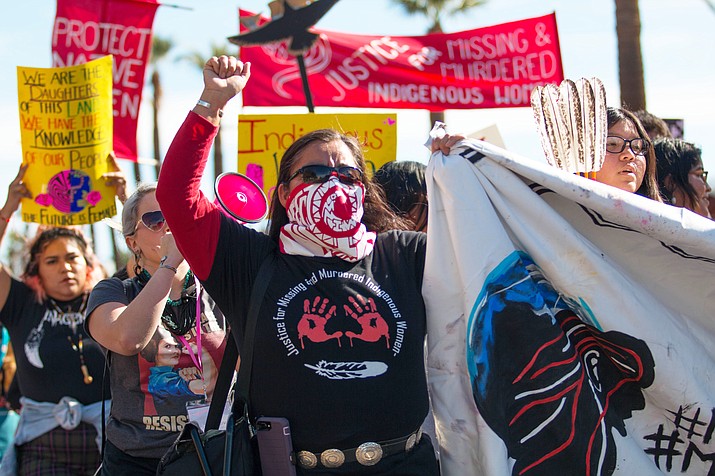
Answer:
[
  {"xmin": 239, "ymin": 11, "xmax": 564, "ymax": 111},
  {"xmin": 52, "ymin": 0, "xmax": 159, "ymax": 161}
]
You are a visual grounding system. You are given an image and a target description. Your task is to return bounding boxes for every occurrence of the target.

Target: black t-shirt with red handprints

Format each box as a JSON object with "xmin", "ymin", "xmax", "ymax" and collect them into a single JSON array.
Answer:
[{"xmin": 204, "ymin": 216, "xmax": 428, "ymax": 452}]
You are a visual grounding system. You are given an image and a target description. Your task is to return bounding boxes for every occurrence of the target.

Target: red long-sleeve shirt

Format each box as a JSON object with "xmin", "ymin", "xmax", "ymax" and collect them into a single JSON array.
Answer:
[{"xmin": 156, "ymin": 112, "xmax": 222, "ymax": 280}]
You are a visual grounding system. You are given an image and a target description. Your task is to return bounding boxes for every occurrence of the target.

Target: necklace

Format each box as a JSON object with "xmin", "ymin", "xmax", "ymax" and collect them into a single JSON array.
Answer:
[
  {"xmin": 138, "ymin": 269, "xmax": 198, "ymax": 335},
  {"xmin": 67, "ymin": 333, "xmax": 93, "ymax": 384},
  {"xmin": 47, "ymin": 293, "xmax": 93, "ymax": 385},
  {"xmin": 47, "ymin": 293, "xmax": 88, "ymax": 334}
]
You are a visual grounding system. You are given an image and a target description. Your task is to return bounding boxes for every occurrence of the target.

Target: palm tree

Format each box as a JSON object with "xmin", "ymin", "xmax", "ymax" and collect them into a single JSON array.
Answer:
[
  {"xmin": 150, "ymin": 36, "xmax": 174, "ymax": 180},
  {"xmin": 614, "ymin": 0, "xmax": 646, "ymax": 110},
  {"xmin": 390, "ymin": 0, "xmax": 487, "ymax": 127},
  {"xmin": 178, "ymin": 43, "xmax": 234, "ymax": 180}
]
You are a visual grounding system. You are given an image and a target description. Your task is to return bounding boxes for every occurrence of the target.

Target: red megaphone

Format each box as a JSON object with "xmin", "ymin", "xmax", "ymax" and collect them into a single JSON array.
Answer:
[{"xmin": 214, "ymin": 172, "xmax": 268, "ymax": 223}]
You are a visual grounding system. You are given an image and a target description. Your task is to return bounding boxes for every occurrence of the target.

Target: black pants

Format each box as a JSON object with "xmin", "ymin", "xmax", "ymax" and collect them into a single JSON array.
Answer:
[{"xmin": 101, "ymin": 440, "xmax": 162, "ymax": 476}]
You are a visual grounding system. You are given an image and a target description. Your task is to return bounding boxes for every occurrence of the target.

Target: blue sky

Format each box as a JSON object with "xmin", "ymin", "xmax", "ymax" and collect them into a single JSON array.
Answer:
[{"xmin": 1, "ymin": 0, "xmax": 713, "ymax": 263}]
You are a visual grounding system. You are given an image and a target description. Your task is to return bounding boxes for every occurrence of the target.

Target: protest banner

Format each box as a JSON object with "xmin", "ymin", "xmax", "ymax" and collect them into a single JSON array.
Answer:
[
  {"xmin": 423, "ymin": 137, "xmax": 715, "ymax": 475},
  {"xmin": 52, "ymin": 0, "xmax": 159, "ymax": 161},
  {"xmin": 238, "ymin": 113, "xmax": 397, "ymax": 199},
  {"xmin": 17, "ymin": 55, "xmax": 116, "ymax": 226},
  {"xmin": 239, "ymin": 11, "xmax": 563, "ymax": 111}
]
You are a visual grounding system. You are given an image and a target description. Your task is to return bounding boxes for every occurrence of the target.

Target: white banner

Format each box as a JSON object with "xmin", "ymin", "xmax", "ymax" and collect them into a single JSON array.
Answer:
[{"xmin": 423, "ymin": 138, "xmax": 715, "ymax": 475}]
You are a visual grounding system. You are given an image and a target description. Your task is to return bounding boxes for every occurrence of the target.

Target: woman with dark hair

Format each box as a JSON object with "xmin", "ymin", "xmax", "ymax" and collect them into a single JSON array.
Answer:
[
  {"xmin": 86, "ymin": 183, "xmax": 226, "ymax": 476},
  {"xmin": 594, "ymin": 107, "xmax": 663, "ymax": 201},
  {"xmin": 0, "ymin": 165, "xmax": 110, "ymax": 475},
  {"xmin": 373, "ymin": 161, "xmax": 428, "ymax": 233},
  {"xmin": 157, "ymin": 56, "xmax": 439, "ymax": 474},
  {"xmin": 266, "ymin": 128, "xmax": 409, "ymax": 241},
  {"xmin": 654, "ymin": 138, "xmax": 711, "ymax": 218}
]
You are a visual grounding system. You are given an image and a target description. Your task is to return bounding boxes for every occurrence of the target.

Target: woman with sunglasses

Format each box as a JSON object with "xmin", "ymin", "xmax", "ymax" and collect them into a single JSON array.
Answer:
[
  {"xmin": 86, "ymin": 184, "xmax": 228, "ymax": 475},
  {"xmin": 593, "ymin": 107, "xmax": 662, "ymax": 201},
  {"xmin": 654, "ymin": 138, "xmax": 712, "ymax": 219},
  {"xmin": 157, "ymin": 56, "xmax": 438, "ymax": 474},
  {"xmin": 0, "ymin": 165, "xmax": 112, "ymax": 475}
]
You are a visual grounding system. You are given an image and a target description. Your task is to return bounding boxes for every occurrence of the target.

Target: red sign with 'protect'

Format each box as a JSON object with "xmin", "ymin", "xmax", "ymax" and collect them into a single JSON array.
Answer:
[{"xmin": 52, "ymin": 0, "xmax": 159, "ymax": 161}]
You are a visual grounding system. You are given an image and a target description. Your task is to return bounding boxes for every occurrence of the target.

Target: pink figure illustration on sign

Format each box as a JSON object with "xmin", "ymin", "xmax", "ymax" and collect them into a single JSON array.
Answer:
[{"xmin": 34, "ymin": 169, "xmax": 101, "ymax": 213}]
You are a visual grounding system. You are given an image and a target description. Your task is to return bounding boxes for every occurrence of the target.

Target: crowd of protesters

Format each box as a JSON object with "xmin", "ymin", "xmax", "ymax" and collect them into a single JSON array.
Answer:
[{"xmin": 0, "ymin": 54, "xmax": 710, "ymax": 475}]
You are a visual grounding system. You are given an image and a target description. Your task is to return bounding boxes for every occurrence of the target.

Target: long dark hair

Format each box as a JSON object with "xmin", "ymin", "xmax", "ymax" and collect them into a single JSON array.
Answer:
[
  {"xmin": 607, "ymin": 108, "xmax": 663, "ymax": 202},
  {"xmin": 374, "ymin": 160, "xmax": 428, "ymax": 232},
  {"xmin": 267, "ymin": 129, "xmax": 409, "ymax": 241},
  {"xmin": 654, "ymin": 137, "xmax": 703, "ymax": 209}
]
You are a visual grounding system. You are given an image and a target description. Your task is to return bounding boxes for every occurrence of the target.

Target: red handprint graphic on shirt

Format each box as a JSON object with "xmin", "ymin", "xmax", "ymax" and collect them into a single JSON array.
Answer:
[
  {"xmin": 344, "ymin": 295, "xmax": 390, "ymax": 348},
  {"xmin": 297, "ymin": 296, "xmax": 343, "ymax": 348}
]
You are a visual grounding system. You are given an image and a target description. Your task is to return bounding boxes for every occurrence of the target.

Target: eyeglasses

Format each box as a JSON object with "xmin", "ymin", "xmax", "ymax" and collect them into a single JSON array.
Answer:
[
  {"xmin": 605, "ymin": 136, "xmax": 650, "ymax": 156},
  {"xmin": 134, "ymin": 210, "xmax": 166, "ymax": 233},
  {"xmin": 285, "ymin": 165, "xmax": 363, "ymax": 185},
  {"xmin": 691, "ymin": 170, "xmax": 709, "ymax": 183}
]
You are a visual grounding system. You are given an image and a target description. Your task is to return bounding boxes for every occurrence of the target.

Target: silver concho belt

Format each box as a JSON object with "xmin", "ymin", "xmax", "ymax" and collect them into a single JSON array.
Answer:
[{"xmin": 296, "ymin": 429, "xmax": 423, "ymax": 469}]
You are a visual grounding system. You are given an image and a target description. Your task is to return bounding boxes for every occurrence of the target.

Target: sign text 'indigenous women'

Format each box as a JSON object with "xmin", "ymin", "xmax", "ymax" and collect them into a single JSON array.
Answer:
[{"xmin": 239, "ymin": 12, "xmax": 564, "ymax": 110}]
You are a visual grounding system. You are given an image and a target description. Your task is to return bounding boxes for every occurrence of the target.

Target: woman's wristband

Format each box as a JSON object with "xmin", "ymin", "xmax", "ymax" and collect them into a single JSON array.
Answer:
[
  {"xmin": 196, "ymin": 99, "xmax": 223, "ymax": 118},
  {"xmin": 0, "ymin": 213, "xmax": 10, "ymax": 223},
  {"xmin": 159, "ymin": 256, "xmax": 178, "ymax": 274}
]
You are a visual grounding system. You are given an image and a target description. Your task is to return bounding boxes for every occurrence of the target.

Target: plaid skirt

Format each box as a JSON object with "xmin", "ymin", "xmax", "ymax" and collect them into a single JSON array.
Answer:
[{"xmin": 16, "ymin": 422, "xmax": 101, "ymax": 476}]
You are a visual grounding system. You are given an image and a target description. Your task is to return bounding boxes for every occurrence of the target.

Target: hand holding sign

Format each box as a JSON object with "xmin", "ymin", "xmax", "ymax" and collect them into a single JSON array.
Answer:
[
  {"xmin": 0, "ymin": 164, "xmax": 32, "ymax": 222},
  {"xmin": 101, "ymin": 152, "xmax": 128, "ymax": 204}
]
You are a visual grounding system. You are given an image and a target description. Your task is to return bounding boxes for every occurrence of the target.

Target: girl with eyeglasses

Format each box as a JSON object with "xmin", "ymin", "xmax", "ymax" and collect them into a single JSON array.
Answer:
[
  {"xmin": 86, "ymin": 184, "xmax": 228, "ymax": 475},
  {"xmin": 654, "ymin": 138, "xmax": 712, "ymax": 219},
  {"xmin": 157, "ymin": 56, "xmax": 439, "ymax": 474},
  {"xmin": 0, "ymin": 164, "xmax": 119, "ymax": 475},
  {"xmin": 593, "ymin": 107, "xmax": 663, "ymax": 201}
]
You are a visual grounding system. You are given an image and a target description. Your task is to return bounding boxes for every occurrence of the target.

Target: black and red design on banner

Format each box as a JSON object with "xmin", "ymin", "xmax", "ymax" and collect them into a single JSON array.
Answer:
[
  {"xmin": 52, "ymin": 0, "xmax": 159, "ymax": 161},
  {"xmin": 238, "ymin": 11, "xmax": 564, "ymax": 111},
  {"xmin": 468, "ymin": 252, "xmax": 655, "ymax": 475}
]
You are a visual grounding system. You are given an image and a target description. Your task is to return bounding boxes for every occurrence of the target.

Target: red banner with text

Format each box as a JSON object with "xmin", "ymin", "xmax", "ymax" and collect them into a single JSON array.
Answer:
[
  {"xmin": 52, "ymin": 0, "xmax": 159, "ymax": 161},
  {"xmin": 239, "ymin": 11, "xmax": 563, "ymax": 111}
]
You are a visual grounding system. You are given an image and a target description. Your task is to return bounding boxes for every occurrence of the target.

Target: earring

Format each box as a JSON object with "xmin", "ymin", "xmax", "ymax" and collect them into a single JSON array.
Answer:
[
  {"xmin": 132, "ymin": 249, "xmax": 143, "ymax": 276},
  {"xmin": 671, "ymin": 196, "xmax": 677, "ymax": 205}
]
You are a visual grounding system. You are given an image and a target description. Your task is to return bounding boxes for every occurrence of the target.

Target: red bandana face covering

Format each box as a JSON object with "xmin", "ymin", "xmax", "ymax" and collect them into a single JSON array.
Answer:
[{"xmin": 279, "ymin": 177, "xmax": 376, "ymax": 261}]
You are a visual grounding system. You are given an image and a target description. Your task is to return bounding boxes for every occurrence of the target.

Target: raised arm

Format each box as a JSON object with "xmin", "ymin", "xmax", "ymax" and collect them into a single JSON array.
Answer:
[
  {"xmin": 88, "ymin": 233, "xmax": 187, "ymax": 355},
  {"xmin": 157, "ymin": 56, "xmax": 251, "ymax": 280},
  {"xmin": 0, "ymin": 164, "xmax": 32, "ymax": 311}
]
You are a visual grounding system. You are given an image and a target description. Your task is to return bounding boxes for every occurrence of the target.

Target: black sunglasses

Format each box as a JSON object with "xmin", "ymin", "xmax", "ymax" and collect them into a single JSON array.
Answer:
[
  {"xmin": 285, "ymin": 165, "xmax": 363, "ymax": 185},
  {"xmin": 134, "ymin": 210, "xmax": 166, "ymax": 233}
]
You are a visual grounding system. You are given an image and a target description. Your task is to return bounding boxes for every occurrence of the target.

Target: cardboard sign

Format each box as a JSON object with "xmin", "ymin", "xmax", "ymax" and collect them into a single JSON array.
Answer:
[
  {"xmin": 237, "ymin": 113, "xmax": 397, "ymax": 199},
  {"xmin": 17, "ymin": 55, "xmax": 116, "ymax": 225}
]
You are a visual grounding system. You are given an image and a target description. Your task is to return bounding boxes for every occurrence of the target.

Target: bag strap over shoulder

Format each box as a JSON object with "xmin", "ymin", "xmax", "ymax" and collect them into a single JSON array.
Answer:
[
  {"xmin": 204, "ymin": 332, "xmax": 237, "ymax": 431},
  {"xmin": 205, "ymin": 253, "xmax": 276, "ymax": 431}
]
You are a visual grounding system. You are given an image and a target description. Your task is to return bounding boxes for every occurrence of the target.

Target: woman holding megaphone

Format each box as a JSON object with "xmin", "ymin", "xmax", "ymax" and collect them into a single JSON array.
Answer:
[{"xmin": 156, "ymin": 56, "xmax": 440, "ymax": 475}]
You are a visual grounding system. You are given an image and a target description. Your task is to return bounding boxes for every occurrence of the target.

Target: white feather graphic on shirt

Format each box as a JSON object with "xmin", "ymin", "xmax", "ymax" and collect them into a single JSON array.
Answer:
[{"xmin": 304, "ymin": 360, "xmax": 388, "ymax": 379}]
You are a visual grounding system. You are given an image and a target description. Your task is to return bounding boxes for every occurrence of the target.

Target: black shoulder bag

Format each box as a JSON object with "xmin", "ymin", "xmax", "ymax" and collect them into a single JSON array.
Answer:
[{"xmin": 156, "ymin": 255, "xmax": 275, "ymax": 476}]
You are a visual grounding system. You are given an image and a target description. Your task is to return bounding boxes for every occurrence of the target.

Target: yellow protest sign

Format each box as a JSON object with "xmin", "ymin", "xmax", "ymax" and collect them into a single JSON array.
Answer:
[
  {"xmin": 237, "ymin": 113, "xmax": 397, "ymax": 199},
  {"xmin": 17, "ymin": 55, "xmax": 115, "ymax": 225}
]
